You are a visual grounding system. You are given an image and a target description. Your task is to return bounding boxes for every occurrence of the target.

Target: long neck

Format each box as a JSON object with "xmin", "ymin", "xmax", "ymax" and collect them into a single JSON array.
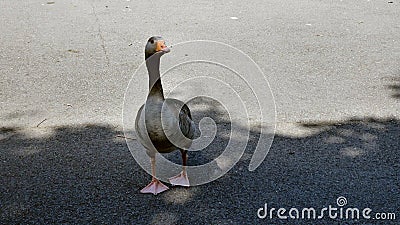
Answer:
[{"xmin": 146, "ymin": 55, "xmax": 164, "ymax": 100}]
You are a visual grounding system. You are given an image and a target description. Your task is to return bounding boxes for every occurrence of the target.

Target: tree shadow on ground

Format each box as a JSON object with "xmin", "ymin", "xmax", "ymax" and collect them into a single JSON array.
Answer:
[
  {"xmin": 386, "ymin": 76, "xmax": 400, "ymax": 99},
  {"xmin": 1, "ymin": 114, "xmax": 399, "ymax": 224}
]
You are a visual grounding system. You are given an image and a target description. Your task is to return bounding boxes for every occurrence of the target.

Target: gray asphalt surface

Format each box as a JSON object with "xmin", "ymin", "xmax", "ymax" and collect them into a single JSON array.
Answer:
[{"xmin": 1, "ymin": 0, "xmax": 399, "ymax": 224}]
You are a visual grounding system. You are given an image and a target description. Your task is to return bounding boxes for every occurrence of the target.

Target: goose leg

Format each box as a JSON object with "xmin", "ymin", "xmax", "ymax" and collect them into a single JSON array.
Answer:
[
  {"xmin": 140, "ymin": 157, "xmax": 169, "ymax": 195},
  {"xmin": 168, "ymin": 149, "xmax": 190, "ymax": 187}
]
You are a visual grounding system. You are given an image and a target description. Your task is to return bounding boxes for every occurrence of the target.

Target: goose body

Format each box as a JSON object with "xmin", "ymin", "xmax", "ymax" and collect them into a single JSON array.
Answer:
[
  {"xmin": 135, "ymin": 98, "xmax": 195, "ymax": 156},
  {"xmin": 135, "ymin": 36, "xmax": 195, "ymax": 195}
]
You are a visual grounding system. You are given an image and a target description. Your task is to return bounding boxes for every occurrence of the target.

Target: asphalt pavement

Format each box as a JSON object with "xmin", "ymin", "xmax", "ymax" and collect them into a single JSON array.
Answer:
[{"xmin": 1, "ymin": 0, "xmax": 399, "ymax": 224}]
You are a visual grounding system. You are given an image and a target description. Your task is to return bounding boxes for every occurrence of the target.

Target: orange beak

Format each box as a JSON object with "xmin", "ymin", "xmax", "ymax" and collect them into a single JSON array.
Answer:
[{"xmin": 155, "ymin": 40, "xmax": 170, "ymax": 53}]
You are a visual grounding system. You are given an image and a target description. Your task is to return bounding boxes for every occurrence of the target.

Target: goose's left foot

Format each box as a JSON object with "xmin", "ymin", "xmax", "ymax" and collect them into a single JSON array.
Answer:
[{"xmin": 168, "ymin": 171, "xmax": 190, "ymax": 187}]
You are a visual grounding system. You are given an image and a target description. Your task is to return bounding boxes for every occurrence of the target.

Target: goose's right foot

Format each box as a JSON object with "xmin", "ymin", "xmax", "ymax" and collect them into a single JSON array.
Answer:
[{"xmin": 140, "ymin": 179, "xmax": 169, "ymax": 195}]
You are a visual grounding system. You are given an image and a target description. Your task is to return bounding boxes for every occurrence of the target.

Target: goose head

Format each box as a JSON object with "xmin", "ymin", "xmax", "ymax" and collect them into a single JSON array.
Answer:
[{"xmin": 145, "ymin": 36, "xmax": 170, "ymax": 60}]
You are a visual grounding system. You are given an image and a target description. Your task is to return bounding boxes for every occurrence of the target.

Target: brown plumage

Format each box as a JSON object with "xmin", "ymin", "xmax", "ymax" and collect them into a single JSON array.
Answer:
[{"xmin": 135, "ymin": 36, "xmax": 195, "ymax": 195}]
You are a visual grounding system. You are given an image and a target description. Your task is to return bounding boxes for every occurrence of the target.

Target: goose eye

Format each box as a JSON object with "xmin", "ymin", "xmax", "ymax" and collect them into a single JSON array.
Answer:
[{"xmin": 150, "ymin": 39, "xmax": 154, "ymax": 44}]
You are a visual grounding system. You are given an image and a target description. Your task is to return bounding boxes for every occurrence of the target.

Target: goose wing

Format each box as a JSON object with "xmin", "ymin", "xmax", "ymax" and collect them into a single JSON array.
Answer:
[{"xmin": 165, "ymin": 99, "xmax": 196, "ymax": 140}]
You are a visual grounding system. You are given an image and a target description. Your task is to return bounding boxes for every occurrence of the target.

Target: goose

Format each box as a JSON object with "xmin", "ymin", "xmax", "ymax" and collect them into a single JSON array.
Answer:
[{"xmin": 135, "ymin": 36, "xmax": 195, "ymax": 195}]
